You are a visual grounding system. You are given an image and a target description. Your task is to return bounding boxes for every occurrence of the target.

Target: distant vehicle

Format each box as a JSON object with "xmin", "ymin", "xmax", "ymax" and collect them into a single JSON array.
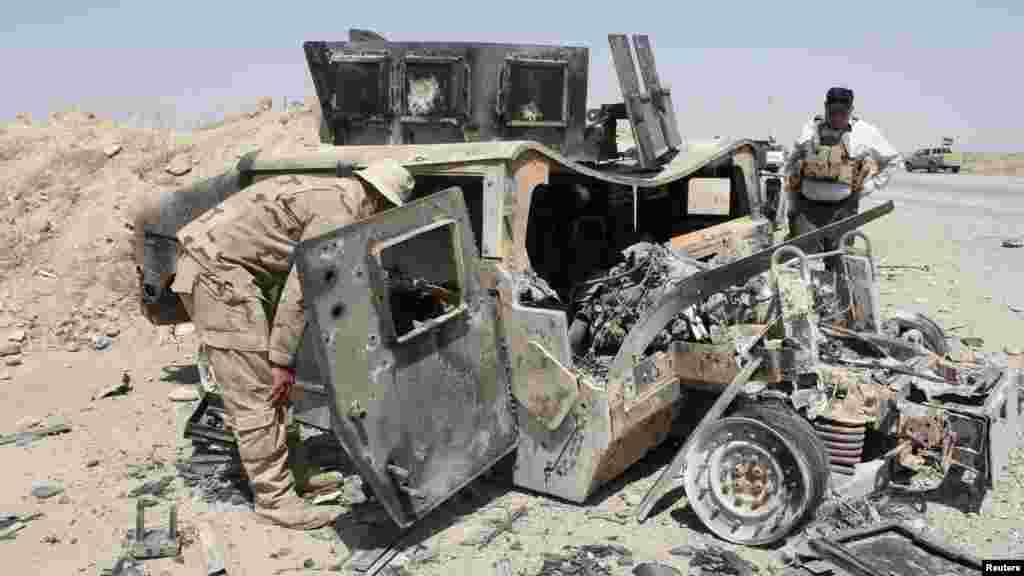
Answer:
[{"xmin": 905, "ymin": 146, "xmax": 961, "ymax": 173}]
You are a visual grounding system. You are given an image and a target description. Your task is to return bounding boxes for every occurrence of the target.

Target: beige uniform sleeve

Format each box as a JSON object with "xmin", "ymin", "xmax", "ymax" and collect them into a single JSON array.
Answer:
[{"xmin": 267, "ymin": 179, "xmax": 375, "ymax": 367}]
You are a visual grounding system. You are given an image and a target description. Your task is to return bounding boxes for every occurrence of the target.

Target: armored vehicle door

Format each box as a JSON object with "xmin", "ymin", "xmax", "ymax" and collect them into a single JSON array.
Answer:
[{"xmin": 293, "ymin": 186, "xmax": 517, "ymax": 529}]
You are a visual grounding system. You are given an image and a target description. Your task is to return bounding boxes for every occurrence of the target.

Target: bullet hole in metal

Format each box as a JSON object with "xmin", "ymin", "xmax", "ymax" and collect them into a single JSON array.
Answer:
[
  {"xmin": 331, "ymin": 303, "xmax": 346, "ymax": 318},
  {"xmin": 325, "ymin": 269, "xmax": 336, "ymax": 283}
]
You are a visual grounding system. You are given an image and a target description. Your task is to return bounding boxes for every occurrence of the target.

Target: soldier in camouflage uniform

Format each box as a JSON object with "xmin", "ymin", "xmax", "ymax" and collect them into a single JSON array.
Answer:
[
  {"xmin": 783, "ymin": 87, "xmax": 902, "ymax": 267},
  {"xmin": 168, "ymin": 159, "xmax": 415, "ymax": 530}
]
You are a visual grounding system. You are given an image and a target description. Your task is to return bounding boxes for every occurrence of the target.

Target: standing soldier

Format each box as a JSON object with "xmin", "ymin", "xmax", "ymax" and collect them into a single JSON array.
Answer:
[
  {"xmin": 783, "ymin": 87, "xmax": 902, "ymax": 265},
  {"xmin": 158, "ymin": 160, "xmax": 415, "ymax": 529}
]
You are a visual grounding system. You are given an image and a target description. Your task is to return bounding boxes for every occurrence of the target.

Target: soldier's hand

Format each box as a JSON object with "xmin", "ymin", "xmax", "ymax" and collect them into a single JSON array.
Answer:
[{"xmin": 270, "ymin": 364, "xmax": 295, "ymax": 407}]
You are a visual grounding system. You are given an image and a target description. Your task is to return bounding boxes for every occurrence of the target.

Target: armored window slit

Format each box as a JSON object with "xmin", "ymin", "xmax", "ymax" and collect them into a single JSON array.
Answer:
[
  {"xmin": 502, "ymin": 58, "xmax": 569, "ymax": 127},
  {"xmin": 331, "ymin": 55, "xmax": 391, "ymax": 118},
  {"xmin": 401, "ymin": 56, "xmax": 467, "ymax": 122},
  {"xmin": 373, "ymin": 218, "xmax": 467, "ymax": 343}
]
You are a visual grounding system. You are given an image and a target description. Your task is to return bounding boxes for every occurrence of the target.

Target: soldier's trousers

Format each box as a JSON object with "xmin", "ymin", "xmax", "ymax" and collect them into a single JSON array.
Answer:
[
  {"xmin": 787, "ymin": 192, "xmax": 861, "ymax": 271},
  {"xmin": 178, "ymin": 288, "xmax": 295, "ymax": 510}
]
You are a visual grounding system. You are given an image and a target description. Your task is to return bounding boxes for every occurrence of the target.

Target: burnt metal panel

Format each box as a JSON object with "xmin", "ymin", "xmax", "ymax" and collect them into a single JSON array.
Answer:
[
  {"xmin": 503, "ymin": 302, "xmax": 579, "ymax": 431},
  {"xmin": 607, "ymin": 34, "xmax": 671, "ymax": 169},
  {"xmin": 304, "ymin": 40, "xmax": 589, "ymax": 160},
  {"xmin": 293, "ymin": 186, "xmax": 517, "ymax": 528},
  {"xmin": 840, "ymin": 253, "xmax": 881, "ymax": 333},
  {"xmin": 291, "ymin": 324, "xmax": 334, "ymax": 431}
]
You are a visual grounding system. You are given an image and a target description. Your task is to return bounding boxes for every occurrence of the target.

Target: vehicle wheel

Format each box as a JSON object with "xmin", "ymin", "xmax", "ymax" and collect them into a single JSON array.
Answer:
[
  {"xmin": 904, "ymin": 162, "xmax": 913, "ymax": 172},
  {"xmin": 681, "ymin": 415, "xmax": 818, "ymax": 546},
  {"xmin": 733, "ymin": 402, "xmax": 830, "ymax": 511},
  {"xmin": 884, "ymin": 309, "xmax": 949, "ymax": 356},
  {"xmin": 952, "ymin": 167, "xmax": 960, "ymax": 174}
]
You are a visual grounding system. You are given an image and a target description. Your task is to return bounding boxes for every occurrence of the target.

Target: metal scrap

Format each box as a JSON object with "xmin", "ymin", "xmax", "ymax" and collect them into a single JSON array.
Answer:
[
  {"xmin": 123, "ymin": 499, "xmax": 180, "ymax": 560},
  {"xmin": 1, "ymin": 416, "xmax": 71, "ymax": 447},
  {"xmin": 462, "ymin": 504, "xmax": 528, "ymax": 549},
  {"xmin": 127, "ymin": 475, "xmax": 176, "ymax": 498},
  {"xmin": 94, "ymin": 371, "xmax": 133, "ymax": 400},
  {"xmin": 494, "ymin": 558, "xmax": 513, "ymax": 576},
  {"xmin": 535, "ymin": 543, "xmax": 635, "ymax": 576},
  {"xmin": 671, "ymin": 542, "xmax": 757, "ymax": 576},
  {"xmin": 571, "ymin": 242, "xmax": 769, "ymax": 377},
  {"xmin": 792, "ymin": 521, "xmax": 983, "ymax": 576},
  {"xmin": 632, "ymin": 562, "xmax": 682, "ymax": 576},
  {"xmin": 0, "ymin": 512, "xmax": 44, "ymax": 540}
]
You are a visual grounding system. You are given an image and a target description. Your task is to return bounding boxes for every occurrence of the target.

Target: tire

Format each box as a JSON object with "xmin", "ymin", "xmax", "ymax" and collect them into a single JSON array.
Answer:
[
  {"xmin": 952, "ymin": 167, "xmax": 960, "ymax": 174},
  {"xmin": 681, "ymin": 410, "xmax": 825, "ymax": 546},
  {"xmin": 733, "ymin": 402, "xmax": 830, "ymax": 516},
  {"xmin": 885, "ymin": 309, "xmax": 949, "ymax": 356},
  {"xmin": 904, "ymin": 162, "xmax": 913, "ymax": 172}
]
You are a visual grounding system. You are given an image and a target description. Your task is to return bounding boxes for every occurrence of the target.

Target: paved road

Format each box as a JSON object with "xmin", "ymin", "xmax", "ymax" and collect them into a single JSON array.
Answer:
[
  {"xmin": 861, "ymin": 171, "xmax": 1024, "ymax": 349},
  {"xmin": 872, "ymin": 172, "xmax": 1024, "ymax": 215}
]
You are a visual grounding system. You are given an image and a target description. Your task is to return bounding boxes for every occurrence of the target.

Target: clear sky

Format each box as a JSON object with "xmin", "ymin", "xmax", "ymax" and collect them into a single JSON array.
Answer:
[{"xmin": 3, "ymin": 1, "xmax": 1021, "ymax": 152}]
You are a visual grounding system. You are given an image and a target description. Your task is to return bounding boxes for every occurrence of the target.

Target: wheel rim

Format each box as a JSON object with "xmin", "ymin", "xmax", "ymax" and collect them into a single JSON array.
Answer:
[{"xmin": 683, "ymin": 417, "xmax": 814, "ymax": 546}]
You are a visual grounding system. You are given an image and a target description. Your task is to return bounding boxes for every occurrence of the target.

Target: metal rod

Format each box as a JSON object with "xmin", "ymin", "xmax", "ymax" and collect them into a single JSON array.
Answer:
[
  {"xmin": 387, "ymin": 464, "xmax": 411, "ymax": 482},
  {"xmin": 828, "ymin": 357, "xmax": 951, "ymax": 384},
  {"xmin": 807, "ymin": 537, "xmax": 887, "ymax": 576},
  {"xmin": 136, "ymin": 499, "xmax": 145, "ymax": 540},
  {"xmin": 168, "ymin": 504, "xmax": 177, "ymax": 539}
]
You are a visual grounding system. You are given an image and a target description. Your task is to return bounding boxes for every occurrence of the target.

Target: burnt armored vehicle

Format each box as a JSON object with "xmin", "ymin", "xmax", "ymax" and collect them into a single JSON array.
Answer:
[{"xmin": 135, "ymin": 31, "xmax": 1018, "ymax": 547}]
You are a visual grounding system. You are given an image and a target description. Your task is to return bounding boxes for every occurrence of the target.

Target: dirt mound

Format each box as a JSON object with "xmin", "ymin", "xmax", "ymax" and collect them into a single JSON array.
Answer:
[{"xmin": 0, "ymin": 99, "xmax": 324, "ymax": 349}]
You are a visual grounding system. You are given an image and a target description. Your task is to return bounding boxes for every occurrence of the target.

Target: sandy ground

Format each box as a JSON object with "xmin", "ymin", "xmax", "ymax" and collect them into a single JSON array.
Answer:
[{"xmin": 2, "ymin": 109, "xmax": 1023, "ymax": 575}]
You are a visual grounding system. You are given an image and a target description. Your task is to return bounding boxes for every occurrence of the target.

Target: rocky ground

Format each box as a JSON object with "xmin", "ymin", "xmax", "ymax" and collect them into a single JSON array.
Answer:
[{"xmin": 1, "ymin": 104, "xmax": 1022, "ymax": 575}]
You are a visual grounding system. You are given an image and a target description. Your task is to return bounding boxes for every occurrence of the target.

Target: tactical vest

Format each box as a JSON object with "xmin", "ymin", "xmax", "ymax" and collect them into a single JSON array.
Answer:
[{"xmin": 797, "ymin": 119, "xmax": 869, "ymax": 196}]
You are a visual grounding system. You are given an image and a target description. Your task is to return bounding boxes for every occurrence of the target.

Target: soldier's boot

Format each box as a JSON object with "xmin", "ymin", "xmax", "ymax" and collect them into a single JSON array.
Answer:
[
  {"xmin": 238, "ymin": 415, "xmax": 342, "ymax": 530},
  {"xmin": 286, "ymin": 424, "xmax": 344, "ymax": 496}
]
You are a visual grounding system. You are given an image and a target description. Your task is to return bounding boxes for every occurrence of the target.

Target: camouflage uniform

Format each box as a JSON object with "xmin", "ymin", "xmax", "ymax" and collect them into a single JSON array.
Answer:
[
  {"xmin": 783, "ymin": 89, "xmax": 901, "ymax": 266},
  {"xmin": 169, "ymin": 161, "xmax": 414, "ymax": 530},
  {"xmin": 785, "ymin": 128, "xmax": 875, "ymax": 247}
]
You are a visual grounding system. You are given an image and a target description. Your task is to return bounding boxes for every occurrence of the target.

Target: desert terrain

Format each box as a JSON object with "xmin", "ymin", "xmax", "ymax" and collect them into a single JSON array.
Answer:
[{"xmin": 1, "ymin": 103, "xmax": 1022, "ymax": 575}]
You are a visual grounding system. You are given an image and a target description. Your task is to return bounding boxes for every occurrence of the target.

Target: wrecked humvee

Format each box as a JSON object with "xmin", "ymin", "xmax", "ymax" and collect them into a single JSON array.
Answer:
[{"xmin": 134, "ymin": 31, "xmax": 1019, "ymax": 548}]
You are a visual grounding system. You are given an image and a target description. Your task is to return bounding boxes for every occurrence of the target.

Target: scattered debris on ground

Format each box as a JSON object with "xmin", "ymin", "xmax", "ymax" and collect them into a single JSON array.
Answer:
[
  {"xmin": 461, "ymin": 505, "xmax": 529, "ymax": 548},
  {"xmin": 0, "ymin": 512, "xmax": 44, "ymax": 540},
  {"xmin": 535, "ymin": 543, "xmax": 636, "ymax": 575},
  {"xmin": 1, "ymin": 415, "xmax": 70, "ymax": 447},
  {"xmin": 669, "ymin": 541, "xmax": 758, "ymax": 576},
  {"xmin": 632, "ymin": 562, "xmax": 682, "ymax": 576},
  {"xmin": 94, "ymin": 371, "xmax": 133, "ymax": 400},
  {"xmin": 176, "ymin": 449, "xmax": 252, "ymax": 507},
  {"xmin": 126, "ymin": 475, "xmax": 176, "ymax": 499},
  {"xmin": 31, "ymin": 480, "xmax": 64, "ymax": 499}
]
